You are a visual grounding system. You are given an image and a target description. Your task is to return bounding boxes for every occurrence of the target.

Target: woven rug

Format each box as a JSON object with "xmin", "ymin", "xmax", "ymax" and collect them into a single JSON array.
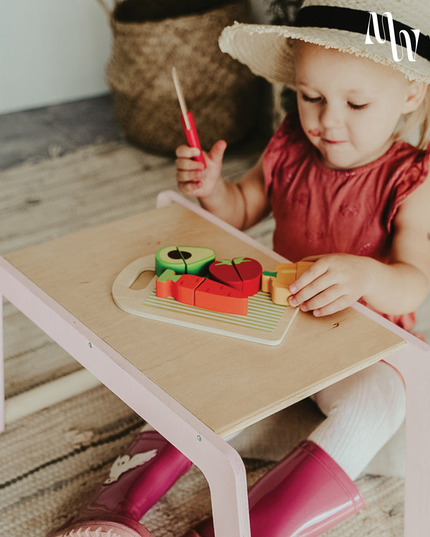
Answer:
[
  {"xmin": 0, "ymin": 141, "xmax": 407, "ymax": 536},
  {"xmin": 0, "ymin": 386, "xmax": 405, "ymax": 537}
]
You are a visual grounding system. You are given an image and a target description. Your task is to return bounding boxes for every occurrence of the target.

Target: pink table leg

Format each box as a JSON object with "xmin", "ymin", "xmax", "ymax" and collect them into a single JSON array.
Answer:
[
  {"xmin": 386, "ymin": 345, "xmax": 430, "ymax": 537},
  {"xmin": 354, "ymin": 303, "xmax": 430, "ymax": 537},
  {"xmin": 0, "ymin": 258, "xmax": 251, "ymax": 537},
  {"xmin": 0, "ymin": 293, "xmax": 4, "ymax": 433}
]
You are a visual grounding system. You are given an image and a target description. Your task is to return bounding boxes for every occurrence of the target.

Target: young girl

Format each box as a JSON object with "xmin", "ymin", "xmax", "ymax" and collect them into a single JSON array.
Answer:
[{"xmin": 175, "ymin": 1, "xmax": 430, "ymax": 536}]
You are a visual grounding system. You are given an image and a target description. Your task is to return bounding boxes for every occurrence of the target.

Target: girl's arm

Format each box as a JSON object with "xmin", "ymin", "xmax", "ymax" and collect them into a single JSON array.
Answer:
[
  {"xmin": 176, "ymin": 143, "xmax": 271, "ymax": 230},
  {"xmin": 364, "ymin": 173, "xmax": 430, "ymax": 312},
  {"xmin": 288, "ymin": 175, "xmax": 430, "ymax": 317}
]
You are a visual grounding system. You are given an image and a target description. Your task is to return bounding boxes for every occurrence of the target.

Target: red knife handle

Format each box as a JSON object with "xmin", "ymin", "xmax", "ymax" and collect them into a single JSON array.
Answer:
[{"xmin": 181, "ymin": 112, "xmax": 206, "ymax": 168}]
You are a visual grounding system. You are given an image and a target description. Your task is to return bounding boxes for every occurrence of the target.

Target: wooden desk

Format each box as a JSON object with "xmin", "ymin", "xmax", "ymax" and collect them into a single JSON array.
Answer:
[{"xmin": 0, "ymin": 191, "xmax": 428, "ymax": 536}]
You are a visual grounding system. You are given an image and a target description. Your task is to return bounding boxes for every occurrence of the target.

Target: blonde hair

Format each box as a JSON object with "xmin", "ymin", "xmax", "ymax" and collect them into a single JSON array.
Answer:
[{"xmin": 394, "ymin": 86, "xmax": 430, "ymax": 150}]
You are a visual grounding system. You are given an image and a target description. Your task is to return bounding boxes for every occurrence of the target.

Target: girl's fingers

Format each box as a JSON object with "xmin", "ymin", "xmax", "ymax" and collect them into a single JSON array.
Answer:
[
  {"xmin": 289, "ymin": 271, "xmax": 335, "ymax": 306},
  {"xmin": 177, "ymin": 170, "xmax": 203, "ymax": 183},
  {"xmin": 175, "ymin": 142, "xmax": 223, "ymax": 199},
  {"xmin": 178, "ymin": 180, "xmax": 203, "ymax": 196},
  {"xmin": 208, "ymin": 140, "xmax": 227, "ymax": 163},
  {"xmin": 297, "ymin": 284, "xmax": 343, "ymax": 312},
  {"xmin": 289, "ymin": 259, "xmax": 328, "ymax": 294},
  {"xmin": 176, "ymin": 158, "xmax": 205, "ymax": 172},
  {"xmin": 311, "ymin": 295, "xmax": 352, "ymax": 317},
  {"xmin": 175, "ymin": 145, "xmax": 202, "ymax": 159}
]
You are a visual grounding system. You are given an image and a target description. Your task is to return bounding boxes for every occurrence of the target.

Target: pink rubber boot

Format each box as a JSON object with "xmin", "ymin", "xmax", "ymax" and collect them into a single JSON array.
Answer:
[
  {"xmin": 48, "ymin": 430, "xmax": 193, "ymax": 537},
  {"xmin": 185, "ymin": 440, "xmax": 365, "ymax": 537}
]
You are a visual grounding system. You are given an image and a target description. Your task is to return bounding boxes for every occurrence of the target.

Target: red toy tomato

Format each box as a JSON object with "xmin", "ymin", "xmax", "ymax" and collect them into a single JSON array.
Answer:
[
  {"xmin": 209, "ymin": 257, "xmax": 262, "ymax": 296},
  {"xmin": 208, "ymin": 259, "xmax": 242, "ymax": 292}
]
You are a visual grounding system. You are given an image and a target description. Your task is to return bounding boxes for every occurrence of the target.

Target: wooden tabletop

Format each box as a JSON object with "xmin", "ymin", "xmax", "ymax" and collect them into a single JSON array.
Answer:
[{"xmin": 5, "ymin": 203, "xmax": 406, "ymax": 438}]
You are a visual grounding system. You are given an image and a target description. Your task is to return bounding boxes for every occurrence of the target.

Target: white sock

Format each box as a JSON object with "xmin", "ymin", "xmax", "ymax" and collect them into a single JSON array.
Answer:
[{"xmin": 308, "ymin": 361, "xmax": 406, "ymax": 480}]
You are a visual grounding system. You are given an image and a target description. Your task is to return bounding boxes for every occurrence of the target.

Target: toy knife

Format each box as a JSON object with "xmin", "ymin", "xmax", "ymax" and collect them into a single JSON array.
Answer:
[{"xmin": 172, "ymin": 67, "xmax": 206, "ymax": 168}]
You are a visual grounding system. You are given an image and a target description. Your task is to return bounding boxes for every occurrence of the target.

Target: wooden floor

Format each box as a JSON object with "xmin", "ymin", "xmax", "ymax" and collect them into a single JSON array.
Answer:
[{"xmin": 0, "ymin": 95, "xmax": 123, "ymax": 171}]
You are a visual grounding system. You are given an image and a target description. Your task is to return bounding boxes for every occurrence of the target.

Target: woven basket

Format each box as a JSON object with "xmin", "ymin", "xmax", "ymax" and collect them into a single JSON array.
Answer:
[{"xmin": 96, "ymin": 0, "xmax": 259, "ymax": 154}]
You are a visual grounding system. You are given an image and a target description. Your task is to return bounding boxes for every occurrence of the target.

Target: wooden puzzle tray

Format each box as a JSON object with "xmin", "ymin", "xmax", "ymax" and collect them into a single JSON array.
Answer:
[{"xmin": 112, "ymin": 254, "xmax": 299, "ymax": 346}]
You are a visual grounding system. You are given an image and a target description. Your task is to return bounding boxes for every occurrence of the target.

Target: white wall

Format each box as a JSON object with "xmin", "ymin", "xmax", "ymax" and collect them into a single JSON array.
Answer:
[
  {"xmin": 0, "ymin": 0, "xmax": 112, "ymax": 115},
  {"xmin": 0, "ymin": 0, "xmax": 269, "ymax": 115}
]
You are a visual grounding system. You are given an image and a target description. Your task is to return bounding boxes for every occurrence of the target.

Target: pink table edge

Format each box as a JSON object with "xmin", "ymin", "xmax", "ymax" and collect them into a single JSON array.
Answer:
[{"xmin": 0, "ymin": 188, "xmax": 428, "ymax": 537}]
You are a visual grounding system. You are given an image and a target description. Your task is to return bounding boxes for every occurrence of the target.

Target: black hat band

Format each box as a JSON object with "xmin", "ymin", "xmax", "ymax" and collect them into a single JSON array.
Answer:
[{"xmin": 295, "ymin": 6, "xmax": 430, "ymax": 62}]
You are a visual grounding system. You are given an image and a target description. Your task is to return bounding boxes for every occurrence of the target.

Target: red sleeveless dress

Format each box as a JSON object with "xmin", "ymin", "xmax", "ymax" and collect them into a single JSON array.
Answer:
[{"xmin": 263, "ymin": 111, "xmax": 430, "ymax": 332}]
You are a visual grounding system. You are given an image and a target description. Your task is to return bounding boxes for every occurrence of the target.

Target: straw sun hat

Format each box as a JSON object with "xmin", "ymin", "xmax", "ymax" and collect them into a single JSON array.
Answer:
[{"xmin": 219, "ymin": 0, "xmax": 430, "ymax": 88}]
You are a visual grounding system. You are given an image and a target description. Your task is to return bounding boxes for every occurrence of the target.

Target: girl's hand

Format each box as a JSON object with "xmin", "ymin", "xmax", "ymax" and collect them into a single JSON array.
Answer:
[
  {"xmin": 288, "ymin": 254, "xmax": 372, "ymax": 317},
  {"xmin": 175, "ymin": 140, "xmax": 227, "ymax": 199}
]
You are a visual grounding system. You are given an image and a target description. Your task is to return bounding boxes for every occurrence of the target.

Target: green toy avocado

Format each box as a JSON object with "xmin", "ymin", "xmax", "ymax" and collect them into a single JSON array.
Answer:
[{"xmin": 155, "ymin": 246, "xmax": 216, "ymax": 276}]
